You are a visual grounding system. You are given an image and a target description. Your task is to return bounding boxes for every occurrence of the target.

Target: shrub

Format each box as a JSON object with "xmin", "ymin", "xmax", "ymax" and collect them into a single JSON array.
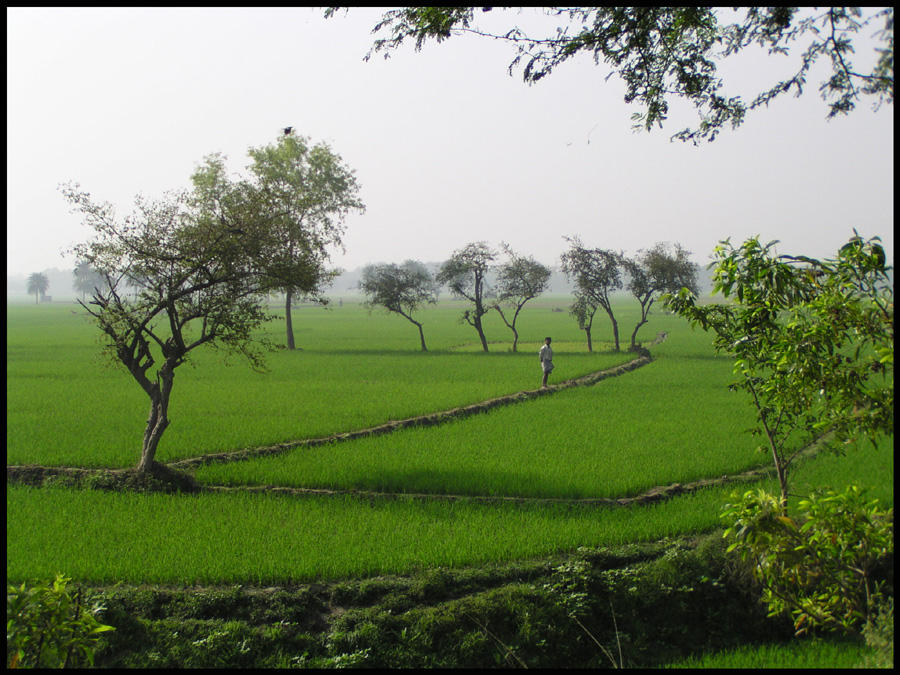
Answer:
[
  {"xmin": 722, "ymin": 485, "xmax": 893, "ymax": 637},
  {"xmin": 7, "ymin": 574, "xmax": 115, "ymax": 668}
]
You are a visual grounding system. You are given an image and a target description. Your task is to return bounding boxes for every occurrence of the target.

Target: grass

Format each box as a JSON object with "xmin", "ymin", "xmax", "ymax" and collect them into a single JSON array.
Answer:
[
  {"xmin": 663, "ymin": 636, "xmax": 873, "ymax": 668},
  {"xmin": 193, "ymin": 355, "xmax": 765, "ymax": 498},
  {"xmin": 7, "ymin": 433, "xmax": 891, "ymax": 586},
  {"xmin": 4, "ymin": 483, "xmax": 735, "ymax": 585},
  {"xmin": 6, "ymin": 296, "xmax": 893, "ymax": 590},
  {"xmin": 7, "ymin": 300, "xmax": 633, "ymax": 468}
]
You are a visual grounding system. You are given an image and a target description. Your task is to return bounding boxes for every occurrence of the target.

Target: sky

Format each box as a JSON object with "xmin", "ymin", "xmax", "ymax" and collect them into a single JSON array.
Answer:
[{"xmin": 6, "ymin": 7, "xmax": 894, "ymax": 281}]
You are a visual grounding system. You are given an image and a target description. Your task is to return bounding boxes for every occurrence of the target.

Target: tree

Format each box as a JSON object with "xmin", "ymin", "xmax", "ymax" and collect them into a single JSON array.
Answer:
[
  {"xmin": 336, "ymin": 7, "xmax": 894, "ymax": 143},
  {"xmin": 437, "ymin": 242, "xmax": 497, "ymax": 352},
  {"xmin": 492, "ymin": 244, "xmax": 551, "ymax": 351},
  {"xmin": 72, "ymin": 261, "xmax": 105, "ymax": 302},
  {"xmin": 623, "ymin": 242, "xmax": 699, "ymax": 349},
  {"xmin": 194, "ymin": 131, "xmax": 364, "ymax": 350},
  {"xmin": 61, "ymin": 167, "xmax": 328, "ymax": 477},
  {"xmin": 569, "ymin": 294, "xmax": 600, "ymax": 353},
  {"xmin": 25, "ymin": 272, "xmax": 49, "ymax": 304},
  {"xmin": 664, "ymin": 234, "xmax": 893, "ymax": 638},
  {"xmin": 359, "ymin": 260, "xmax": 437, "ymax": 350},
  {"xmin": 721, "ymin": 484, "xmax": 893, "ymax": 637},
  {"xmin": 559, "ymin": 237, "xmax": 624, "ymax": 351},
  {"xmin": 664, "ymin": 233, "xmax": 893, "ymax": 509}
]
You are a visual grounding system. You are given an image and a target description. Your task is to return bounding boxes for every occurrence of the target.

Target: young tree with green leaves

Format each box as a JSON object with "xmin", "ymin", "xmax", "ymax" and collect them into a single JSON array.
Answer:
[
  {"xmin": 61, "ymin": 151, "xmax": 345, "ymax": 475},
  {"xmin": 25, "ymin": 272, "xmax": 49, "ymax": 304},
  {"xmin": 492, "ymin": 244, "xmax": 551, "ymax": 352},
  {"xmin": 192, "ymin": 132, "xmax": 364, "ymax": 350},
  {"xmin": 623, "ymin": 242, "xmax": 699, "ymax": 349},
  {"xmin": 559, "ymin": 237, "xmax": 624, "ymax": 351},
  {"xmin": 437, "ymin": 242, "xmax": 497, "ymax": 352},
  {"xmin": 665, "ymin": 233, "xmax": 893, "ymax": 637},
  {"xmin": 665, "ymin": 233, "xmax": 892, "ymax": 508},
  {"xmin": 569, "ymin": 294, "xmax": 600, "ymax": 353},
  {"xmin": 359, "ymin": 260, "xmax": 437, "ymax": 350},
  {"xmin": 334, "ymin": 7, "xmax": 894, "ymax": 143}
]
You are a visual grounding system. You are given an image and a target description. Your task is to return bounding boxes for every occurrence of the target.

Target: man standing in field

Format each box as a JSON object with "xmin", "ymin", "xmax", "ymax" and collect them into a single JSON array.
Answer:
[{"xmin": 540, "ymin": 336, "xmax": 554, "ymax": 388}]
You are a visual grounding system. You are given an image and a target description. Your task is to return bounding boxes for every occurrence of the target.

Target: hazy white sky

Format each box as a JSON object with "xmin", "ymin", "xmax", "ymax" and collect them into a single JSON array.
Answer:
[{"xmin": 6, "ymin": 7, "xmax": 894, "ymax": 279}]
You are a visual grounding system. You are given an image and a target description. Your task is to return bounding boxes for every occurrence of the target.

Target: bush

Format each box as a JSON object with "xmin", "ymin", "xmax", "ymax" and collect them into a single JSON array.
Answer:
[
  {"xmin": 7, "ymin": 574, "xmax": 115, "ymax": 668},
  {"xmin": 723, "ymin": 485, "xmax": 894, "ymax": 637}
]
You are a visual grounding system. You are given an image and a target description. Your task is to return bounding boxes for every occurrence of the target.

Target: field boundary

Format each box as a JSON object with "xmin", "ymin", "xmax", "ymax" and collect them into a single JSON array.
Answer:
[
  {"xmin": 166, "ymin": 353, "xmax": 656, "ymax": 471},
  {"xmin": 197, "ymin": 432, "xmax": 833, "ymax": 506}
]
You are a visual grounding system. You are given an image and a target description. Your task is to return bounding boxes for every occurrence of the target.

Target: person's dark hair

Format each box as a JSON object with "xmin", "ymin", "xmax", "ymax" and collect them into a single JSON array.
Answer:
[{"xmin": 545, "ymin": 337, "xmax": 552, "ymax": 342}]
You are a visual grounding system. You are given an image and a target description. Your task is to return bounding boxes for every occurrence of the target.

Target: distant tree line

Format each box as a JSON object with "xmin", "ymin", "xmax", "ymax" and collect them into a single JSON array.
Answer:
[
  {"xmin": 61, "ymin": 235, "xmax": 700, "ymax": 357},
  {"xmin": 358, "ymin": 238, "xmax": 700, "ymax": 353}
]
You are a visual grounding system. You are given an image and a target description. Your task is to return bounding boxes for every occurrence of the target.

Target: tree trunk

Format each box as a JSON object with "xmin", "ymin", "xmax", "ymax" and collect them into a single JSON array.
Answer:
[
  {"xmin": 285, "ymin": 288, "xmax": 295, "ymax": 350},
  {"xmin": 586, "ymin": 327, "xmax": 593, "ymax": 353},
  {"xmin": 630, "ymin": 318, "xmax": 647, "ymax": 349},
  {"xmin": 610, "ymin": 316, "xmax": 620, "ymax": 351},
  {"xmin": 136, "ymin": 365, "xmax": 174, "ymax": 476},
  {"xmin": 416, "ymin": 322, "xmax": 427, "ymax": 351},
  {"xmin": 475, "ymin": 317, "xmax": 489, "ymax": 352}
]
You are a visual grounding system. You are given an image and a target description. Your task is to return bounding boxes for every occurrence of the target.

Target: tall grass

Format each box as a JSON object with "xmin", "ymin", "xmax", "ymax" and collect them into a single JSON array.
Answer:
[
  {"xmin": 7, "ymin": 302, "xmax": 632, "ymax": 468},
  {"xmin": 664, "ymin": 637, "xmax": 872, "ymax": 669},
  {"xmin": 194, "ymin": 355, "xmax": 764, "ymax": 498},
  {"xmin": 7, "ymin": 433, "xmax": 891, "ymax": 586},
  {"xmin": 4, "ymin": 484, "xmax": 732, "ymax": 585}
]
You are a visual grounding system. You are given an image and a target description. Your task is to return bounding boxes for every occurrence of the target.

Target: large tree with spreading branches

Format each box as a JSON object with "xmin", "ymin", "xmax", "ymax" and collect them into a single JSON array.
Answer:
[{"xmin": 332, "ymin": 7, "xmax": 893, "ymax": 143}]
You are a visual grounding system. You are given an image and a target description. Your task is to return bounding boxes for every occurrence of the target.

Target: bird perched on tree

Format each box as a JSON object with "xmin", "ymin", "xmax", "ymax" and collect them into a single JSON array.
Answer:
[{"xmin": 283, "ymin": 126, "xmax": 293, "ymax": 135}]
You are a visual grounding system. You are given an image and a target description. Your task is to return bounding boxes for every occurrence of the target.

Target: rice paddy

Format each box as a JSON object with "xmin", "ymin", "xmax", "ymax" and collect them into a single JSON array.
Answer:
[{"xmin": 6, "ymin": 297, "xmax": 893, "ymax": 588}]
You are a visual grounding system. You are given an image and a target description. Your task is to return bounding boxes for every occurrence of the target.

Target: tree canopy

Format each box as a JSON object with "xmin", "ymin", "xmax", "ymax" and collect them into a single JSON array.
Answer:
[
  {"xmin": 493, "ymin": 244, "xmax": 551, "ymax": 351},
  {"xmin": 664, "ymin": 233, "xmax": 893, "ymax": 506},
  {"xmin": 623, "ymin": 242, "xmax": 699, "ymax": 349},
  {"xmin": 60, "ymin": 132, "xmax": 362, "ymax": 476},
  {"xmin": 332, "ymin": 6, "xmax": 894, "ymax": 142},
  {"xmin": 559, "ymin": 237, "xmax": 624, "ymax": 351},
  {"xmin": 25, "ymin": 272, "xmax": 49, "ymax": 304},
  {"xmin": 437, "ymin": 242, "xmax": 497, "ymax": 352},
  {"xmin": 193, "ymin": 131, "xmax": 364, "ymax": 349},
  {"xmin": 359, "ymin": 260, "xmax": 437, "ymax": 350}
]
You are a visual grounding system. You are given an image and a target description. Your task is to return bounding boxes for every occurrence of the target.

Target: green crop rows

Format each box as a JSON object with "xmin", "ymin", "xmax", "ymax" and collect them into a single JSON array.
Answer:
[{"xmin": 6, "ymin": 298, "xmax": 893, "ymax": 586}]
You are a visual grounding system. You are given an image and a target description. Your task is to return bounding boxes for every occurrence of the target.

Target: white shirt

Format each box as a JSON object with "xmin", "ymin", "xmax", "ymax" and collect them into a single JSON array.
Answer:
[{"xmin": 539, "ymin": 343, "xmax": 553, "ymax": 364}]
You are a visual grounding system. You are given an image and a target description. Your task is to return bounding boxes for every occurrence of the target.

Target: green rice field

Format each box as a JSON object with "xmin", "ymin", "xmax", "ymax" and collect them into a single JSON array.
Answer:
[{"xmin": 7, "ymin": 297, "xmax": 894, "ymax": 587}]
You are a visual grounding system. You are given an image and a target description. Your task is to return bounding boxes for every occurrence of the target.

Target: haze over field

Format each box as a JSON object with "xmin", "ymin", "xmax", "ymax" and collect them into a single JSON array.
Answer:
[{"xmin": 7, "ymin": 7, "xmax": 893, "ymax": 287}]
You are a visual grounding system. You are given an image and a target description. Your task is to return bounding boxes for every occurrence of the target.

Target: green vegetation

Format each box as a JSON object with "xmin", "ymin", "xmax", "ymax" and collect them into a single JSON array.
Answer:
[
  {"xmin": 6, "ymin": 293, "xmax": 892, "ymax": 667},
  {"xmin": 7, "ymin": 574, "xmax": 114, "ymax": 668},
  {"xmin": 193, "ymin": 355, "xmax": 764, "ymax": 498},
  {"xmin": 664, "ymin": 637, "xmax": 873, "ymax": 669},
  {"xmin": 7, "ymin": 301, "xmax": 633, "ymax": 468}
]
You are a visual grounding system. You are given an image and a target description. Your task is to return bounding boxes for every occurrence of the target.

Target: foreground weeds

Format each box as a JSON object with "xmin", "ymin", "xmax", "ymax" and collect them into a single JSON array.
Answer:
[{"xmin": 85, "ymin": 535, "xmax": 802, "ymax": 668}]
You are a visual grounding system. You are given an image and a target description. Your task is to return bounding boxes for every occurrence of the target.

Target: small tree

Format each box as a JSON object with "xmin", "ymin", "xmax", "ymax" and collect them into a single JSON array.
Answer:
[
  {"xmin": 623, "ymin": 242, "xmax": 700, "ymax": 349},
  {"xmin": 437, "ymin": 242, "xmax": 497, "ymax": 352},
  {"xmin": 560, "ymin": 237, "xmax": 624, "ymax": 351},
  {"xmin": 665, "ymin": 233, "xmax": 892, "ymax": 509},
  {"xmin": 569, "ymin": 294, "xmax": 600, "ymax": 352},
  {"xmin": 193, "ymin": 131, "xmax": 364, "ymax": 351},
  {"xmin": 665, "ymin": 233, "xmax": 893, "ymax": 638},
  {"xmin": 25, "ymin": 272, "xmax": 49, "ymax": 304},
  {"xmin": 492, "ymin": 244, "xmax": 551, "ymax": 351},
  {"xmin": 359, "ymin": 260, "xmax": 437, "ymax": 350},
  {"xmin": 62, "ymin": 169, "xmax": 326, "ymax": 476}
]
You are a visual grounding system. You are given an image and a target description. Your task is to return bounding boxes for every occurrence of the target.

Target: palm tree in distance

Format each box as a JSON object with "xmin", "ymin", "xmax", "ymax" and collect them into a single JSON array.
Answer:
[{"xmin": 25, "ymin": 272, "xmax": 50, "ymax": 304}]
